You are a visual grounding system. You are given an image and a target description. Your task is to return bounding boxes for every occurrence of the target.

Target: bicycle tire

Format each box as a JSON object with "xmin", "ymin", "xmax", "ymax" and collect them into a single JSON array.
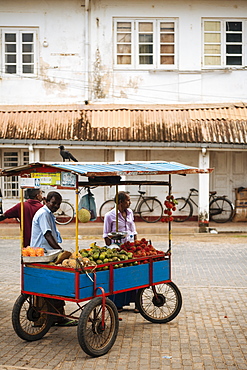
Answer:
[
  {"xmin": 138, "ymin": 198, "xmax": 163, "ymax": 223},
  {"xmin": 77, "ymin": 297, "xmax": 119, "ymax": 357},
  {"xmin": 136, "ymin": 282, "xmax": 182, "ymax": 324},
  {"xmin": 209, "ymin": 197, "xmax": 234, "ymax": 223},
  {"xmin": 99, "ymin": 200, "xmax": 115, "ymax": 222},
  {"xmin": 173, "ymin": 198, "xmax": 193, "ymax": 222},
  {"xmin": 54, "ymin": 200, "xmax": 75, "ymax": 225},
  {"xmin": 12, "ymin": 294, "xmax": 54, "ymax": 341}
]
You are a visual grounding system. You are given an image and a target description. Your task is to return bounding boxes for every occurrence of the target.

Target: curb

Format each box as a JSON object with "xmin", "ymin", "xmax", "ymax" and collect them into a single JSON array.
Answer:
[
  {"xmin": 0, "ymin": 221, "xmax": 246, "ymax": 239},
  {"xmin": 0, "ymin": 366, "xmax": 49, "ymax": 370}
]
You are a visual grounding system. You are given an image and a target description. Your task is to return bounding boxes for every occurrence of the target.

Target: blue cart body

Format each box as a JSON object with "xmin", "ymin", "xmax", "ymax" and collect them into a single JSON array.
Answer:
[{"xmin": 22, "ymin": 258, "xmax": 170, "ymax": 302}]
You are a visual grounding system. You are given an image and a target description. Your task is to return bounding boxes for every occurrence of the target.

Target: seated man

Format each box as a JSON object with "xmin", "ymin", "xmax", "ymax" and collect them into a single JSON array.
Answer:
[
  {"xmin": 31, "ymin": 191, "xmax": 63, "ymax": 251},
  {"xmin": 31, "ymin": 191, "xmax": 77, "ymax": 326}
]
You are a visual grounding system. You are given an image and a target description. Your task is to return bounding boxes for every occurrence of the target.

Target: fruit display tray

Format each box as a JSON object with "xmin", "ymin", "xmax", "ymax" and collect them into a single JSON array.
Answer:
[{"xmin": 22, "ymin": 250, "xmax": 61, "ymax": 263}]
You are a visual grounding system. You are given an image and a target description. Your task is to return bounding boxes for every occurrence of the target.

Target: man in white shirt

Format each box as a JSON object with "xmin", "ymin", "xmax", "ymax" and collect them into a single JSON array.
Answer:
[
  {"xmin": 103, "ymin": 191, "xmax": 137, "ymax": 246},
  {"xmin": 31, "ymin": 191, "xmax": 77, "ymax": 327},
  {"xmin": 31, "ymin": 191, "xmax": 63, "ymax": 250}
]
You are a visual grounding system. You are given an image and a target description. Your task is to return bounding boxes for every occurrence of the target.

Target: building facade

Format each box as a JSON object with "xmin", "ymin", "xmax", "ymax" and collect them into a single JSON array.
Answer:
[{"xmin": 0, "ymin": 0, "xmax": 247, "ymax": 220}]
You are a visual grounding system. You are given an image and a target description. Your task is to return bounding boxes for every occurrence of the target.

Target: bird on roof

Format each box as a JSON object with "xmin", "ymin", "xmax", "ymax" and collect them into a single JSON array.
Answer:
[{"xmin": 58, "ymin": 145, "xmax": 78, "ymax": 162}]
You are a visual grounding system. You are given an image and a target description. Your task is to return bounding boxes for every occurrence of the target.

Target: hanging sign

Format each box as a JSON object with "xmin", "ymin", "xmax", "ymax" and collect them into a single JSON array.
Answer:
[
  {"xmin": 31, "ymin": 172, "xmax": 61, "ymax": 186},
  {"xmin": 20, "ymin": 178, "xmax": 41, "ymax": 188},
  {"xmin": 61, "ymin": 172, "xmax": 77, "ymax": 188}
]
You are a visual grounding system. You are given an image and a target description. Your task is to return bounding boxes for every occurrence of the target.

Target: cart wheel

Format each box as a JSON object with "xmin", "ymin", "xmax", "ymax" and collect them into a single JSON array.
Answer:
[
  {"xmin": 77, "ymin": 297, "xmax": 119, "ymax": 357},
  {"xmin": 12, "ymin": 294, "xmax": 54, "ymax": 341},
  {"xmin": 136, "ymin": 282, "xmax": 182, "ymax": 323}
]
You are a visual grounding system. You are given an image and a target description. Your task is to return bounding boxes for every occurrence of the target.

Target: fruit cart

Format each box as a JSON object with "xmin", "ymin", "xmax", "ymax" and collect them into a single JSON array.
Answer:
[{"xmin": 0, "ymin": 161, "xmax": 212, "ymax": 357}]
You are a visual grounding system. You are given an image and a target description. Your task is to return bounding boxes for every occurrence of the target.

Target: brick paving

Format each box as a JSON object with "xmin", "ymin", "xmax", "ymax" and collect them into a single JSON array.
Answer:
[{"xmin": 0, "ymin": 234, "xmax": 246, "ymax": 370}]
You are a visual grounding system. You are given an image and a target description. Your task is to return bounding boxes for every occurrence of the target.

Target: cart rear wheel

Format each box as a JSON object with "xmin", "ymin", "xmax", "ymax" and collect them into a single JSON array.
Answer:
[
  {"xmin": 77, "ymin": 297, "xmax": 119, "ymax": 357},
  {"xmin": 12, "ymin": 294, "xmax": 54, "ymax": 341},
  {"xmin": 136, "ymin": 282, "xmax": 182, "ymax": 323}
]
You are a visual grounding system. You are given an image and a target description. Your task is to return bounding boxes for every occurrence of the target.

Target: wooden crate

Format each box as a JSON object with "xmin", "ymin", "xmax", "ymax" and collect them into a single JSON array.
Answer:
[{"xmin": 235, "ymin": 188, "xmax": 247, "ymax": 200}]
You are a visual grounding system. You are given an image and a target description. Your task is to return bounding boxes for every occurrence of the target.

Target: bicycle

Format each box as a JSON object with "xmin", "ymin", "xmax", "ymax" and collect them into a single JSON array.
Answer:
[
  {"xmin": 173, "ymin": 188, "xmax": 234, "ymax": 223},
  {"xmin": 54, "ymin": 187, "xmax": 96, "ymax": 225},
  {"xmin": 99, "ymin": 187, "xmax": 163, "ymax": 223},
  {"xmin": 54, "ymin": 199, "xmax": 75, "ymax": 225}
]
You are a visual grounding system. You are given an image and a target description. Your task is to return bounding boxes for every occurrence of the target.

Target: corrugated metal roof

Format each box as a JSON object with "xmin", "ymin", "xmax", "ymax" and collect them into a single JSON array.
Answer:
[
  {"xmin": 0, "ymin": 161, "xmax": 213, "ymax": 178},
  {"xmin": 0, "ymin": 103, "xmax": 247, "ymax": 144}
]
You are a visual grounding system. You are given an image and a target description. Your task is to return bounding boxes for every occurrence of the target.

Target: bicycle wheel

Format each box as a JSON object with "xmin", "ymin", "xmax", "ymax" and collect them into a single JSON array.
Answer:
[
  {"xmin": 138, "ymin": 198, "xmax": 163, "ymax": 223},
  {"xmin": 173, "ymin": 198, "xmax": 193, "ymax": 222},
  {"xmin": 99, "ymin": 200, "xmax": 115, "ymax": 222},
  {"xmin": 77, "ymin": 297, "xmax": 119, "ymax": 357},
  {"xmin": 54, "ymin": 200, "xmax": 74, "ymax": 225},
  {"xmin": 136, "ymin": 282, "xmax": 182, "ymax": 324},
  {"xmin": 12, "ymin": 294, "xmax": 54, "ymax": 341},
  {"xmin": 209, "ymin": 197, "xmax": 234, "ymax": 223}
]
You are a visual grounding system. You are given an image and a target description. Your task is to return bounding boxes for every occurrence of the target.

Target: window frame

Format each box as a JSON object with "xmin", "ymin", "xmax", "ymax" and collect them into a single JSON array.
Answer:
[
  {"xmin": 1, "ymin": 150, "xmax": 29, "ymax": 199},
  {"xmin": 114, "ymin": 18, "xmax": 178, "ymax": 70},
  {"xmin": 202, "ymin": 19, "xmax": 245, "ymax": 68},
  {"xmin": 1, "ymin": 28, "xmax": 38, "ymax": 76}
]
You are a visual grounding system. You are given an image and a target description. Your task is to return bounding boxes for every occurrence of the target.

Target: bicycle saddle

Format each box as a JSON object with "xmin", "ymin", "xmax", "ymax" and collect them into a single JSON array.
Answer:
[
  {"xmin": 190, "ymin": 188, "xmax": 198, "ymax": 192},
  {"xmin": 138, "ymin": 190, "xmax": 146, "ymax": 195}
]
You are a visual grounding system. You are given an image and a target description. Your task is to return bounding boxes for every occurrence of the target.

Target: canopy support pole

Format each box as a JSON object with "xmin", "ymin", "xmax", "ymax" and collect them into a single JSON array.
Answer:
[
  {"xmin": 168, "ymin": 174, "xmax": 172, "ymax": 253},
  {"xmin": 115, "ymin": 184, "xmax": 118, "ymax": 232},
  {"xmin": 75, "ymin": 179, "xmax": 79, "ymax": 256},
  {"xmin": 20, "ymin": 188, "xmax": 24, "ymax": 250}
]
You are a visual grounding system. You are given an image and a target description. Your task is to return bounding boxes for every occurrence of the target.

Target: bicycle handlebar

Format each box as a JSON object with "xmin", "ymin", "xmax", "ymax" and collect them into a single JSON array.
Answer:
[
  {"xmin": 190, "ymin": 188, "xmax": 218, "ymax": 196},
  {"xmin": 190, "ymin": 188, "xmax": 198, "ymax": 193}
]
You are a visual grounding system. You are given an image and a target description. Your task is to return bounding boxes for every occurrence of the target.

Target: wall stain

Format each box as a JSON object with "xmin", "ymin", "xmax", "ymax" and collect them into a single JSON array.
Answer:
[
  {"xmin": 92, "ymin": 48, "xmax": 106, "ymax": 99},
  {"xmin": 127, "ymin": 77, "xmax": 142, "ymax": 91},
  {"xmin": 120, "ymin": 90, "xmax": 127, "ymax": 98},
  {"xmin": 40, "ymin": 58, "xmax": 67, "ymax": 92}
]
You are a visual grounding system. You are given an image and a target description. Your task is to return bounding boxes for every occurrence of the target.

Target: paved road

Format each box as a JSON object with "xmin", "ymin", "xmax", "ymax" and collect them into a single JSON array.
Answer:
[{"xmin": 0, "ymin": 235, "xmax": 246, "ymax": 370}]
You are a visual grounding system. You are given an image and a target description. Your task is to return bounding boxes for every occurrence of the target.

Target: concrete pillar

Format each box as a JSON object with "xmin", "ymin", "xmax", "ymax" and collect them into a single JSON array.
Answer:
[
  {"xmin": 114, "ymin": 149, "xmax": 125, "ymax": 163},
  {"xmin": 198, "ymin": 148, "xmax": 210, "ymax": 232},
  {"xmin": 114, "ymin": 149, "xmax": 126, "ymax": 191},
  {"xmin": 33, "ymin": 148, "xmax": 40, "ymax": 162},
  {"xmin": 29, "ymin": 146, "xmax": 40, "ymax": 163},
  {"xmin": 28, "ymin": 144, "xmax": 35, "ymax": 163}
]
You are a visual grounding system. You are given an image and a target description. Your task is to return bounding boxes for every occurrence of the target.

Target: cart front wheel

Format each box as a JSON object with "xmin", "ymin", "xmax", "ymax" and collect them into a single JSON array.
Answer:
[
  {"xmin": 12, "ymin": 294, "xmax": 54, "ymax": 341},
  {"xmin": 136, "ymin": 282, "xmax": 182, "ymax": 323},
  {"xmin": 77, "ymin": 297, "xmax": 119, "ymax": 357}
]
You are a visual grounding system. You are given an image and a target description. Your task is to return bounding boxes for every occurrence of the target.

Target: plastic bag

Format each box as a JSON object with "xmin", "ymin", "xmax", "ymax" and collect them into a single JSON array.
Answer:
[{"xmin": 78, "ymin": 190, "xmax": 97, "ymax": 221}]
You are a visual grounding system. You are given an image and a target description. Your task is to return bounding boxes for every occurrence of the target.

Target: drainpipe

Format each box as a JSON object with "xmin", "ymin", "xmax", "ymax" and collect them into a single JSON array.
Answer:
[
  {"xmin": 198, "ymin": 147, "xmax": 210, "ymax": 232},
  {"xmin": 84, "ymin": 0, "xmax": 90, "ymax": 103}
]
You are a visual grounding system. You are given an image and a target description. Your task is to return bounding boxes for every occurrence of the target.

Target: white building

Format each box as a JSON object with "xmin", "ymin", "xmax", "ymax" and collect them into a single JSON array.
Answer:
[{"xmin": 0, "ymin": 0, "xmax": 247, "ymax": 222}]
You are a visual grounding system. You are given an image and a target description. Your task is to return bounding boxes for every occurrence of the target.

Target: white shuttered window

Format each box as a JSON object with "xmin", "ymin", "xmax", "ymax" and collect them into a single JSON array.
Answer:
[
  {"xmin": 114, "ymin": 19, "xmax": 177, "ymax": 69},
  {"xmin": 203, "ymin": 20, "xmax": 243, "ymax": 67},
  {"xmin": 2, "ymin": 29, "xmax": 37, "ymax": 75}
]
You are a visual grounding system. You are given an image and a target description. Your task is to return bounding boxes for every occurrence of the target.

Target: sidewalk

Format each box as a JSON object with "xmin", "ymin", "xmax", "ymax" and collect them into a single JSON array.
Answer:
[
  {"xmin": 0, "ymin": 220, "xmax": 247, "ymax": 239},
  {"xmin": 0, "ymin": 237, "xmax": 246, "ymax": 370}
]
